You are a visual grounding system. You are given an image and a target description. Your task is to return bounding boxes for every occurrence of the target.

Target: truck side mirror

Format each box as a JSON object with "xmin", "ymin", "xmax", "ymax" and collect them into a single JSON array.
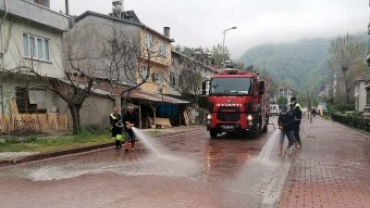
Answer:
[
  {"xmin": 259, "ymin": 81, "xmax": 265, "ymax": 94},
  {"xmin": 202, "ymin": 79, "xmax": 209, "ymax": 95}
]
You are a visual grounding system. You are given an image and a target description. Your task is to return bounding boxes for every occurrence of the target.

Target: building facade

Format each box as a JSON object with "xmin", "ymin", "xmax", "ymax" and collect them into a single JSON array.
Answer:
[
  {"xmin": 137, "ymin": 27, "xmax": 173, "ymax": 94},
  {"xmin": 354, "ymin": 77, "xmax": 369, "ymax": 112},
  {"xmin": 0, "ymin": 0, "xmax": 70, "ymax": 115},
  {"xmin": 270, "ymin": 86, "xmax": 293, "ymax": 104},
  {"xmin": 168, "ymin": 50, "xmax": 216, "ymax": 97}
]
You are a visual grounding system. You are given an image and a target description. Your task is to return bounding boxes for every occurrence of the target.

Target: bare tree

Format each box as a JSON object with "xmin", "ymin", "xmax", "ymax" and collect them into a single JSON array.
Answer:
[
  {"xmin": 1, "ymin": 21, "xmax": 158, "ymax": 134},
  {"xmin": 172, "ymin": 55, "xmax": 203, "ymax": 98},
  {"xmin": 328, "ymin": 34, "xmax": 366, "ymax": 103}
]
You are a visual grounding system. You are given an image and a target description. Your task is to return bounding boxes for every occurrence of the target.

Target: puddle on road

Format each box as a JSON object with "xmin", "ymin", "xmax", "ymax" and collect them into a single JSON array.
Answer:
[
  {"xmin": 24, "ymin": 154, "xmax": 200, "ymax": 181},
  {"xmin": 0, "ymin": 128, "xmax": 201, "ymax": 182},
  {"xmin": 221, "ymin": 130, "xmax": 293, "ymax": 207},
  {"xmin": 0, "ymin": 128, "xmax": 294, "ymax": 208}
]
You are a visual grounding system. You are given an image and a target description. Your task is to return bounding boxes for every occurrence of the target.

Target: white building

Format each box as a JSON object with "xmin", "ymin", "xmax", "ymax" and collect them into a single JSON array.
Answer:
[
  {"xmin": 0, "ymin": 0, "xmax": 70, "ymax": 116},
  {"xmin": 270, "ymin": 85, "xmax": 293, "ymax": 104},
  {"xmin": 354, "ymin": 76, "xmax": 370, "ymax": 112}
]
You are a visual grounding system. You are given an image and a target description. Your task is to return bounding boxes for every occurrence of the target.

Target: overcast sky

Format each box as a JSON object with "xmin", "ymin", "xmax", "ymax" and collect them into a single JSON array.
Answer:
[{"xmin": 51, "ymin": 0, "xmax": 368, "ymax": 59}]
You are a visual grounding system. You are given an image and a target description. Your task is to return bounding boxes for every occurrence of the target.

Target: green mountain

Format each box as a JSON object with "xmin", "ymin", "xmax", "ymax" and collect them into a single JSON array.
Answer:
[{"xmin": 238, "ymin": 38, "xmax": 333, "ymax": 91}]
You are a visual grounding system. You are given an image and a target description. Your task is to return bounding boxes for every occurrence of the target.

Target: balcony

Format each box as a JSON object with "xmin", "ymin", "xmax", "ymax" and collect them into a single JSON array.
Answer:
[{"xmin": 0, "ymin": 0, "xmax": 70, "ymax": 31}]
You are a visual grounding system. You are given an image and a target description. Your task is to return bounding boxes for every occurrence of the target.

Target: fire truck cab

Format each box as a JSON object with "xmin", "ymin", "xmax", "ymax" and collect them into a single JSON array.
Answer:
[{"xmin": 204, "ymin": 69, "xmax": 270, "ymax": 138}]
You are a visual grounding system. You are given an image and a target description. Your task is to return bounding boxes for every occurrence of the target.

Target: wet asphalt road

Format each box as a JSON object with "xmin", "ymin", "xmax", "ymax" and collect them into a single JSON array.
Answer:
[{"xmin": 0, "ymin": 122, "xmax": 294, "ymax": 208}]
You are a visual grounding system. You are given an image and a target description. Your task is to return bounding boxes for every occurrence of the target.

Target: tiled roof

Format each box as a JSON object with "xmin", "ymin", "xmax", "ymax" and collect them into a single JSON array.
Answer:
[{"xmin": 130, "ymin": 90, "xmax": 190, "ymax": 104}]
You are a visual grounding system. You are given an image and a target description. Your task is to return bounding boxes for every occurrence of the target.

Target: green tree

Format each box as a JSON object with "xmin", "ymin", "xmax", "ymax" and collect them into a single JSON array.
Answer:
[{"xmin": 211, "ymin": 44, "xmax": 230, "ymax": 65}]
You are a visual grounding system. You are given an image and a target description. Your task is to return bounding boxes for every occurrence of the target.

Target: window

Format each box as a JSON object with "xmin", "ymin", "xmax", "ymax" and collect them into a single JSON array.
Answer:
[
  {"xmin": 152, "ymin": 71, "xmax": 163, "ymax": 83},
  {"xmin": 140, "ymin": 67, "xmax": 149, "ymax": 80},
  {"xmin": 210, "ymin": 78, "xmax": 252, "ymax": 95},
  {"xmin": 15, "ymin": 88, "xmax": 47, "ymax": 114},
  {"xmin": 170, "ymin": 72, "xmax": 176, "ymax": 86},
  {"xmin": 159, "ymin": 41, "xmax": 166, "ymax": 56},
  {"xmin": 23, "ymin": 33, "xmax": 50, "ymax": 61},
  {"xmin": 145, "ymin": 34, "xmax": 153, "ymax": 50}
]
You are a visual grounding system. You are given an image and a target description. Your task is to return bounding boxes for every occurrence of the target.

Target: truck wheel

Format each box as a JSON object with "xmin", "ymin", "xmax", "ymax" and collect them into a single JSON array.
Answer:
[
  {"xmin": 262, "ymin": 125, "xmax": 268, "ymax": 133},
  {"xmin": 254, "ymin": 123, "xmax": 261, "ymax": 137},
  {"xmin": 262, "ymin": 116, "xmax": 270, "ymax": 133},
  {"xmin": 210, "ymin": 130, "xmax": 218, "ymax": 138},
  {"xmin": 262, "ymin": 117, "xmax": 269, "ymax": 133}
]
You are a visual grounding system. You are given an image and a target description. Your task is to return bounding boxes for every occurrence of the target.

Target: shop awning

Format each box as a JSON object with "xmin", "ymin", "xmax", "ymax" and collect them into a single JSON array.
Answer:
[{"xmin": 129, "ymin": 90, "xmax": 190, "ymax": 104}]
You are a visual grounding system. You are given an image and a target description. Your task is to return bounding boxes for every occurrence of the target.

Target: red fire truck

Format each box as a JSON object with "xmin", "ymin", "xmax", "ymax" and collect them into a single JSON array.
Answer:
[{"xmin": 204, "ymin": 69, "xmax": 270, "ymax": 138}]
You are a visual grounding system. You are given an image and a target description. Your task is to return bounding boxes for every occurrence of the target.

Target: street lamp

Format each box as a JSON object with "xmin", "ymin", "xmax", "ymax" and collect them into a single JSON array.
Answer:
[{"xmin": 222, "ymin": 26, "xmax": 237, "ymax": 67}]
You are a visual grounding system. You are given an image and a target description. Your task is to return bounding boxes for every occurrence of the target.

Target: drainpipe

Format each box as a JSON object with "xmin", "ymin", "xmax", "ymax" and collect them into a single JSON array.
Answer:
[{"xmin": 0, "ymin": 85, "xmax": 3, "ymax": 115}]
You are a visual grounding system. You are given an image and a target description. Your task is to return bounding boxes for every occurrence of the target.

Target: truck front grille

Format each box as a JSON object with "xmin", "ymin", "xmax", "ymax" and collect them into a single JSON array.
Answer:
[{"xmin": 217, "ymin": 113, "xmax": 240, "ymax": 121}]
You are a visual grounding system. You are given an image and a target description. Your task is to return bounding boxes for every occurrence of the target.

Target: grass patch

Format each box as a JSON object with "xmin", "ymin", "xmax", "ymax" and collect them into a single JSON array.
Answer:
[{"xmin": 0, "ymin": 131, "xmax": 112, "ymax": 153}]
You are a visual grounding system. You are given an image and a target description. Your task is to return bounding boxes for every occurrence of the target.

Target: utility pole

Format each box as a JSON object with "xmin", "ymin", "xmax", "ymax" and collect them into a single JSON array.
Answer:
[{"xmin": 222, "ymin": 26, "xmax": 237, "ymax": 67}]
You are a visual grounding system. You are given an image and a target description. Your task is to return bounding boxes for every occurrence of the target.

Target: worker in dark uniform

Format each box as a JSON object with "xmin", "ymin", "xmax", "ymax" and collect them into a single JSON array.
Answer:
[
  {"xmin": 277, "ymin": 105, "xmax": 297, "ymax": 155},
  {"xmin": 110, "ymin": 107, "xmax": 124, "ymax": 149},
  {"xmin": 123, "ymin": 105, "xmax": 139, "ymax": 152},
  {"xmin": 290, "ymin": 97, "xmax": 302, "ymax": 147}
]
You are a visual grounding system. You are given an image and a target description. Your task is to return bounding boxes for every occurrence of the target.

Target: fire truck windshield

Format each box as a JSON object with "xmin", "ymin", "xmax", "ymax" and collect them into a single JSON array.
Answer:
[{"xmin": 209, "ymin": 77, "xmax": 252, "ymax": 95}]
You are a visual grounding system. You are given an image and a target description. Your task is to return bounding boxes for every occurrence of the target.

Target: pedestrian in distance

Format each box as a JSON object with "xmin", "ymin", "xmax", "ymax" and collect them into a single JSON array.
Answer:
[
  {"xmin": 123, "ymin": 104, "xmax": 139, "ymax": 152},
  {"xmin": 290, "ymin": 97, "xmax": 302, "ymax": 147},
  {"xmin": 277, "ymin": 105, "xmax": 299, "ymax": 155},
  {"xmin": 110, "ymin": 107, "xmax": 124, "ymax": 149}
]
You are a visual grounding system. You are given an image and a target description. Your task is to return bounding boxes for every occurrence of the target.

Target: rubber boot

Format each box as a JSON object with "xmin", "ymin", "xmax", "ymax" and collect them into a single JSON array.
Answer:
[
  {"xmin": 125, "ymin": 140, "xmax": 129, "ymax": 152},
  {"xmin": 115, "ymin": 140, "xmax": 120, "ymax": 149}
]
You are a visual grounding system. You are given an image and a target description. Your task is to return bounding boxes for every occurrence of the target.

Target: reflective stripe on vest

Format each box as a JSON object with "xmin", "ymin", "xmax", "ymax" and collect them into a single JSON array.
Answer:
[
  {"xmin": 110, "ymin": 113, "xmax": 119, "ymax": 120},
  {"xmin": 294, "ymin": 103, "xmax": 301, "ymax": 110}
]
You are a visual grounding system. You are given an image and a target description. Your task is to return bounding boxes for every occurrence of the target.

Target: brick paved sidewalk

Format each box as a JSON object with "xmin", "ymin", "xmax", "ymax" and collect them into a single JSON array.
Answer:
[{"xmin": 277, "ymin": 117, "xmax": 370, "ymax": 208}]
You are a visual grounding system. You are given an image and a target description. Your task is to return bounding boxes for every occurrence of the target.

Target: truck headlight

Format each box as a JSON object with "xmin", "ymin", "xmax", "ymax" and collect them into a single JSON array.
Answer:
[
  {"xmin": 247, "ymin": 115, "xmax": 253, "ymax": 121},
  {"xmin": 207, "ymin": 114, "xmax": 212, "ymax": 120}
]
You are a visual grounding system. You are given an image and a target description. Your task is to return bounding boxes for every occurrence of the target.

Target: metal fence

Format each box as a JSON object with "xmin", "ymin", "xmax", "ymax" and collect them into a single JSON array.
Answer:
[{"xmin": 331, "ymin": 114, "xmax": 370, "ymax": 132}]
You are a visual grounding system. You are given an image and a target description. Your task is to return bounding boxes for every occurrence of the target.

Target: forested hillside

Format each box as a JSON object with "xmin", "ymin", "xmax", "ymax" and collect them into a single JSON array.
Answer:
[{"xmin": 238, "ymin": 38, "xmax": 333, "ymax": 91}]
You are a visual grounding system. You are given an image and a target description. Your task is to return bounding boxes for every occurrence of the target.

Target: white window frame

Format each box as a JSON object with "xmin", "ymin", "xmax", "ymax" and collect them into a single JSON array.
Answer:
[
  {"xmin": 159, "ymin": 41, "xmax": 166, "ymax": 56},
  {"xmin": 23, "ymin": 32, "xmax": 50, "ymax": 61},
  {"xmin": 145, "ymin": 34, "xmax": 153, "ymax": 50},
  {"xmin": 140, "ymin": 66, "xmax": 149, "ymax": 80},
  {"xmin": 153, "ymin": 71, "xmax": 163, "ymax": 83}
]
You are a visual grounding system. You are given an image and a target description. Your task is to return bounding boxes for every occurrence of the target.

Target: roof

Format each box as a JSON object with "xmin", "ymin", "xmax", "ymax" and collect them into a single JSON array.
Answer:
[
  {"xmin": 57, "ymin": 79, "xmax": 114, "ymax": 98},
  {"xmin": 75, "ymin": 11, "xmax": 173, "ymax": 42},
  {"xmin": 355, "ymin": 75, "xmax": 370, "ymax": 82},
  {"xmin": 122, "ymin": 10, "xmax": 141, "ymax": 23},
  {"xmin": 172, "ymin": 50, "xmax": 217, "ymax": 74},
  {"xmin": 57, "ymin": 78, "xmax": 189, "ymax": 104},
  {"xmin": 210, "ymin": 65, "xmax": 223, "ymax": 70},
  {"xmin": 130, "ymin": 90, "xmax": 190, "ymax": 104}
]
